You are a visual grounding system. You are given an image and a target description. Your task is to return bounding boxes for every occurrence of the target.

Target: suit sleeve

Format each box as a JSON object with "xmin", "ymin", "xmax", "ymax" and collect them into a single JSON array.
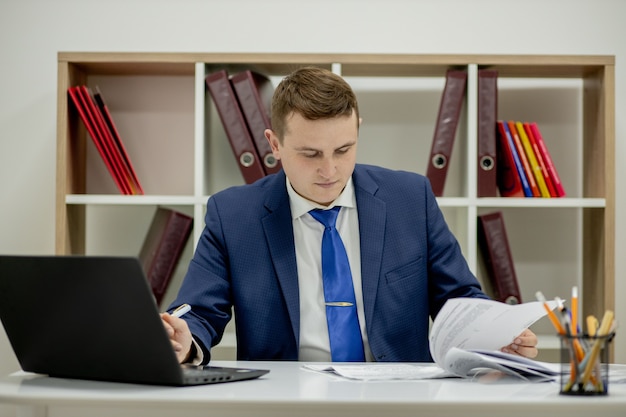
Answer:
[
  {"xmin": 166, "ymin": 196, "xmax": 233, "ymax": 364},
  {"xmin": 421, "ymin": 178, "xmax": 489, "ymax": 318}
]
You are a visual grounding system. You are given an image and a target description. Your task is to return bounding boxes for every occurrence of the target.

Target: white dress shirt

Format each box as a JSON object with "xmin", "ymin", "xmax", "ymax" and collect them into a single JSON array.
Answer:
[
  {"xmin": 287, "ymin": 177, "xmax": 373, "ymax": 361},
  {"xmin": 189, "ymin": 177, "xmax": 373, "ymax": 364}
]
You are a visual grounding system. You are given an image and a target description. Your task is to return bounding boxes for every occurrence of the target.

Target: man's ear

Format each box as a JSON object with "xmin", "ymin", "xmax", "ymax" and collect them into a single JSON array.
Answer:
[{"xmin": 265, "ymin": 129, "xmax": 281, "ymax": 160}]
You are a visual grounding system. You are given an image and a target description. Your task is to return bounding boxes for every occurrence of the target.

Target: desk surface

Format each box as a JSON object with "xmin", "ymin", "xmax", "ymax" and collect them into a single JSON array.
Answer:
[{"xmin": 1, "ymin": 361, "xmax": 626, "ymax": 417}]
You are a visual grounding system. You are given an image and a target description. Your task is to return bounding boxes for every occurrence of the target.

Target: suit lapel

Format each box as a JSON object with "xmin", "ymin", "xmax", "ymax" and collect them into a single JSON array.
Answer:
[
  {"xmin": 353, "ymin": 166, "xmax": 386, "ymax": 334},
  {"xmin": 261, "ymin": 172, "xmax": 301, "ymax": 346}
]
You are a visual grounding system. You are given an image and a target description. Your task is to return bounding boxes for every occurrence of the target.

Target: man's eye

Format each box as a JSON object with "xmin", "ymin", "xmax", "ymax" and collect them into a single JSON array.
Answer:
[
  {"xmin": 303, "ymin": 152, "xmax": 319, "ymax": 158},
  {"xmin": 336, "ymin": 146, "xmax": 353, "ymax": 155}
]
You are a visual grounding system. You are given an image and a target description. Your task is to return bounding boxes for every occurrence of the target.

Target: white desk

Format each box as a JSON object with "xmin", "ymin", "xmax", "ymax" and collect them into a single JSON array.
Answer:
[{"xmin": 1, "ymin": 361, "xmax": 625, "ymax": 417}]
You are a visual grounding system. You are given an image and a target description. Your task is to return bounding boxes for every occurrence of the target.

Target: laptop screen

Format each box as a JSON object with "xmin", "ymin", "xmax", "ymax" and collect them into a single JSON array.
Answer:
[{"xmin": 0, "ymin": 255, "xmax": 268, "ymax": 386}]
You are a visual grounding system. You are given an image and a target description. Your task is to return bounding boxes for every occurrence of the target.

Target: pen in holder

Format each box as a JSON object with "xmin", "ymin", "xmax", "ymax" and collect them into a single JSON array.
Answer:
[{"xmin": 559, "ymin": 332, "xmax": 615, "ymax": 396}]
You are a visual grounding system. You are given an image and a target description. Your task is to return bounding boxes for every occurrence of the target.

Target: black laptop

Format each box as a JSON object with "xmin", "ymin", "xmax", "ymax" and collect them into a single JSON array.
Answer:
[{"xmin": 0, "ymin": 255, "xmax": 269, "ymax": 386}]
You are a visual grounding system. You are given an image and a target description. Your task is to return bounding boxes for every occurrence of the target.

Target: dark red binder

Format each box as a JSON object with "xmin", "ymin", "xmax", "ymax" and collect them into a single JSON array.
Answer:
[
  {"xmin": 426, "ymin": 70, "xmax": 467, "ymax": 196},
  {"xmin": 477, "ymin": 212, "xmax": 522, "ymax": 305},
  {"xmin": 230, "ymin": 70, "xmax": 282, "ymax": 175},
  {"xmin": 477, "ymin": 69, "xmax": 498, "ymax": 197},
  {"xmin": 139, "ymin": 207, "xmax": 193, "ymax": 307},
  {"xmin": 206, "ymin": 70, "xmax": 266, "ymax": 184}
]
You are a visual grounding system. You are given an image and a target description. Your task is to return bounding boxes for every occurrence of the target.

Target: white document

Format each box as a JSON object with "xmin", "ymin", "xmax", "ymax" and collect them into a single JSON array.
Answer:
[
  {"xmin": 429, "ymin": 297, "xmax": 559, "ymax": 379},
  {"xmin": 442, "ymin": 348, "xmax": 560, "ymax": 381},
  {"xmin": 304, "ymin": 297, "xmax": 559, "ymax": 382},
  {"xmin": 302, "ymin": 364, "xmax": 450, "ymax": 380},
  {"xmin": 429, "ymin": 297, "xmax": 556, "ymax": 364}
]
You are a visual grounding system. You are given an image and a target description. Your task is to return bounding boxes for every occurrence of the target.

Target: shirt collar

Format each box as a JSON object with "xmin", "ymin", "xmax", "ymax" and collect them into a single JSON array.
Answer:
[{"xmin": 287, "ymin": 176, "xmax": 356, "ymax": 220}]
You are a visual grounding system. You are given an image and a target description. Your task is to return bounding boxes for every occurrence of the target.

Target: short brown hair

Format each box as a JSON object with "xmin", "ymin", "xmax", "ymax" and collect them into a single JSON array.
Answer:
[{"xmin": 271, "ymin": 66, "xmax": 359, "ymax": 141}]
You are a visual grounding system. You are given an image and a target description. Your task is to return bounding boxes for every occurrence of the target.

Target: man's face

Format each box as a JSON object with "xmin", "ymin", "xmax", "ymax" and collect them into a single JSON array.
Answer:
[{"xmin": 265, "ymin": 112, "xmax": 358, "ymax": 206}]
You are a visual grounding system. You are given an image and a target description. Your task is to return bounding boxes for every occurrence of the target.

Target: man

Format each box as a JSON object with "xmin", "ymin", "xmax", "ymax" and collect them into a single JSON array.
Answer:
[{"xmin": 161, "ymin": 67, "xmax": 537, "ymax": 364}]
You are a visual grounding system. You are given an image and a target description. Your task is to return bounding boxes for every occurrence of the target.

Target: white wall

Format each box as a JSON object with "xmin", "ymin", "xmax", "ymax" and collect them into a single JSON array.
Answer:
[{"xmin": 0, "ymin": 0, "xmax": 624, "ymax": 412}]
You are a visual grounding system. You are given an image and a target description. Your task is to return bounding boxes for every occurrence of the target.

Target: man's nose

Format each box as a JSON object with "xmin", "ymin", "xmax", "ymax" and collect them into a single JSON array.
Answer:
[{"xmin": 317, "ymin": 156, "xmax": 337, "ymax": 178}]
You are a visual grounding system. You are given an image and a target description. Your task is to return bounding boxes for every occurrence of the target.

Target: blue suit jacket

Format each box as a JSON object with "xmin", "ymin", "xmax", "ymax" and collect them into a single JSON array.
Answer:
[{"xmin": 170, "ymin": 164, "xmax": 487, "ymax": 362}]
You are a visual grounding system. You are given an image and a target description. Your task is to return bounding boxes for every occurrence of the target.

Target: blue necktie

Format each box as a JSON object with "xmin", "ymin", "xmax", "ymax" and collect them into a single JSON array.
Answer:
[{"xmin": 309, "ymin": 206, "xmax": 365, "ymax": 362}]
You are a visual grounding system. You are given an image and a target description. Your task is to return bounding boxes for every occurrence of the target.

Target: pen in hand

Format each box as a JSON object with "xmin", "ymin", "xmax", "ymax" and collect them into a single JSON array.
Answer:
[{"xmin": 171, "ymin": 303, "xmax": 191, "ymax": 318}]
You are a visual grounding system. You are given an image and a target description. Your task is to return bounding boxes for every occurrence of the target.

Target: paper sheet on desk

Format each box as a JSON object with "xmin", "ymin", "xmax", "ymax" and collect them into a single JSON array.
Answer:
[
  {"xmin": 302, "ymin": 364, "xmax": 451, "ymax": 381},
  {"xmin": 443, "ymin": 348, "xmax": 560, "ymax": 381},
  {"xmin": 429, "ymin": 298, "xmax": 558, "ymax": 365}
]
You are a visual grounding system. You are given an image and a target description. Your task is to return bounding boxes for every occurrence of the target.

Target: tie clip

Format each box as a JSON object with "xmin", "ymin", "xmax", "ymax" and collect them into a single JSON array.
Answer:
[{"xmin": 325, "ymin": 302, "xmax": 354, "ymax": 307}]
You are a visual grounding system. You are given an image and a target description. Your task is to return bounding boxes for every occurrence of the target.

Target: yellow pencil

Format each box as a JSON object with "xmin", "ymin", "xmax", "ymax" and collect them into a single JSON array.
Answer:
[
  {"xmin": 587, "ymin": 315, "xmax": 598, "ymax": 336},
  {"xmin": 536, "ymin": 291, "xmax": 564, "ymax": 334},
  {"xmin": 580, "ymin": 310, "xmax": 614, "ymax": 386}
]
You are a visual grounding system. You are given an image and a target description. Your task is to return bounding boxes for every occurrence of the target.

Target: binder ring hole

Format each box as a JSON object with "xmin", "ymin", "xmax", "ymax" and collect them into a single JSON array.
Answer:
[
  {"xmin": 504, "ymin": 295, "xmax": 520, "ymax": 305},
  {"xmin": 432, "ymin": 154, "xmax": 447, "ymax": 169},
  {"xmin": 264, "ymin": 154, "xmax": 278, "ymax": 168},
  {"xmin": 480, "ymin": 155, "xmax": 494, "ymax": 171},
  {"xmin": 240, "ymin": 152, "xmax": 255, "ymax": 167}
]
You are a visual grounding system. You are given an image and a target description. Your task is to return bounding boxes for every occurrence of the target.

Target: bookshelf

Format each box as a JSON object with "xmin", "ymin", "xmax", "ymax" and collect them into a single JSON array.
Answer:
[{"xmin": 56, "ymin": 52, "xmax": 614, "ymax": 359}]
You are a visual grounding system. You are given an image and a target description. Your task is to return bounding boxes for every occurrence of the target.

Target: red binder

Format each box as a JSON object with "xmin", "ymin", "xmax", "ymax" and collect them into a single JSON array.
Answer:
[
  {"xmin": 93, "ymin": 87, "xmax": 144, "ymax": 195},
  {"xmin": 81, "ymin": 86, "xmax": 139, "ymax": 195},
  {"xmin": 426, "ymin": 70, "xmax": 467, "ymax": 196},
  {"xmin": 83, "ymin": 86, "xmax": 142, "ymax": 195},
  {"xmin": 477, "ymin": 212, "xmax": 522, "ymax": 305},
  {"xmin": 67, "ymin": 86, "xmax": 131, "ymax": 194},
  {"xmin": 139, "ymin": 207, "xmax": 193, "ymax": 307},
  {"xmin": 231, "ymin": 70, "xmax": 282, "ymax": 175},
  {"xmin": 495, "ymin": 121, "xmax": 525, "ymax": 197},
  {"xmin": 529, "ymin": 122, "xmax": 565, "ymax": 197},
  {"xmin": 206, "ymin": 70, "xmax": 266, "ymax": 184}
]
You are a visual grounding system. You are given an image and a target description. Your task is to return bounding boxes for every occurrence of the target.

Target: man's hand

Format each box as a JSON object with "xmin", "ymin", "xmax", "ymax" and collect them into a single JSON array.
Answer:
[
  {"xmin": 161, "ymin": 313, "xmax": 193, "ymax": 363},
  {"xmin": 501, "ymin": 328, "xmax": 538, "ymax": 358}
]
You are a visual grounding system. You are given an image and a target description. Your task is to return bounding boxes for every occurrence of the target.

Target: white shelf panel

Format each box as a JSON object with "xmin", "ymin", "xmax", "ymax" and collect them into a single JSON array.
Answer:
[
  {"xmin": 475, "ymin": 198, "xmax": 605, "ymax": 208},
  {"xmin": 66, "ymin": 194, "xmax": 207, "ymax": 206},
  {"xmin": 434, "ymin": 197, "xmax": 605, "ymax": 209},
  {"xmin": 436, "ymin": 197, "xmax": 471, "ymax": 207},
  {"xmin": 67, "ymin": 195, "xmax": 604, "ymax": 209}
]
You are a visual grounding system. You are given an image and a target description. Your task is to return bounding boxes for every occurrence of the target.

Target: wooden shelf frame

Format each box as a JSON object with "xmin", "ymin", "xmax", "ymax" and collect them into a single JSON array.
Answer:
[{"xmin": 55, "ymin": 52, "xmax": 615, "ymax": 348}]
